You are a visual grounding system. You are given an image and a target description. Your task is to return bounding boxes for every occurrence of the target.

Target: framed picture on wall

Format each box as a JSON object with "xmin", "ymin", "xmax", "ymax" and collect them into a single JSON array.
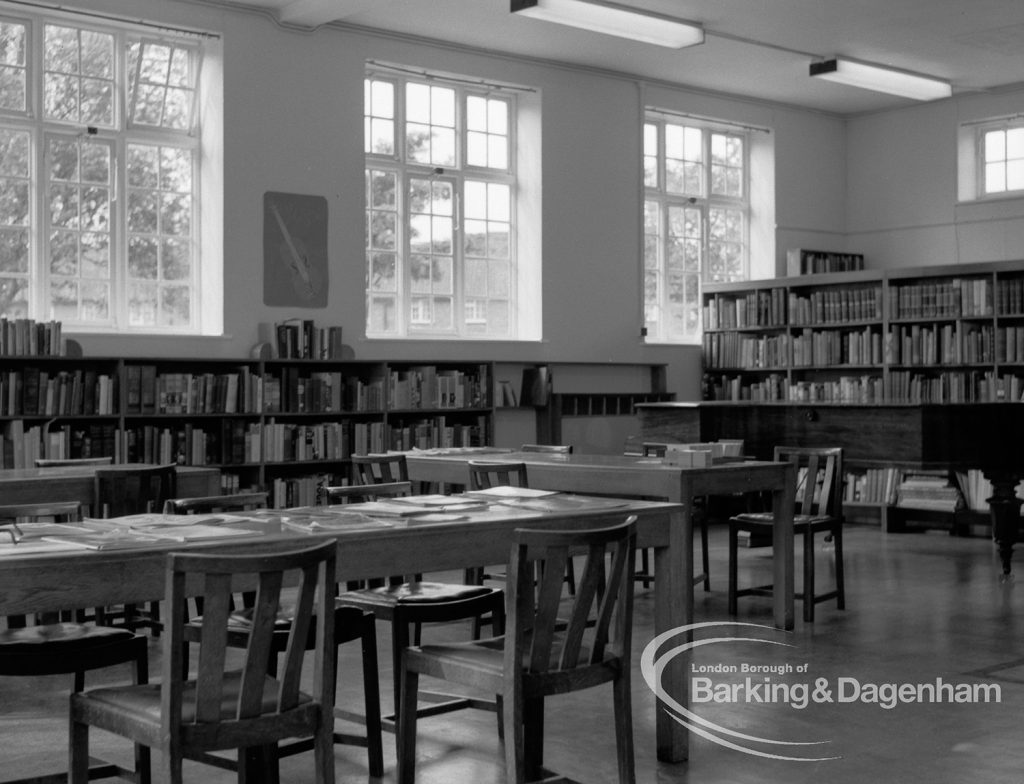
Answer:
[{"xmin": 263, "ymin": 191, "xmax": 329, "ymax": 307}]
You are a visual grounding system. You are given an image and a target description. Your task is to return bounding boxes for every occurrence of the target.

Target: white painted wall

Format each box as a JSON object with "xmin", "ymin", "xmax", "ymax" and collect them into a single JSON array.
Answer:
[
  {"xmin": 65, "ymin": 0, "xmax": 849, "ymax": 403},
  {"xmin": 846, "ymin": 88, "xmax": 1024, "ymax": 270}
]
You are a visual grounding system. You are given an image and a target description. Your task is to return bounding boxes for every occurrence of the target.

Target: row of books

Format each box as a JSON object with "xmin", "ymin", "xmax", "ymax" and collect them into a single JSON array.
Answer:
[
  {"xmin": 844, "ymin": 467, "xmax": 900, "ymax": 505},
  {"xmin": 788, "ymin": 286, "xmax": 883, "ymax": 326},
  {"xmin": 701, "ymin": 332, "xmax": 788, "ymax": 369},
  {"xmin": 0, "ymin": 318, "xmax": 64, "ymax": 356},
  {"xmin": 791, "ymin": 326, "xmax": 883, "ymax": 367},
  {"xmin": 0, "ymin": 368, "xmax": 117, "ymax": 416},
  {"xmin": 702, "ymin": 373, "xmax": 886, "ymax": 404},
  {"xmin": 269, "ymin": 473, "xmax": 340, "ymax": 509},
  {"xmin": 384, "ymin": 416, "xmax": 488, "ymax": 452},
  {"xmin": 786, "ymin": 249, "xmax": 864, "ymax": 276},
  {"xmin": 0, "ymin": 421, "xmax": 116, "ymax": 469},
  {"xmin": 274, "ymin": 319, "xmax": 345, "ymax": 360},
  {"xmin": 889, "ymin": 278, "xmax": 993, "ymax": 319},
  {"xmin": 885, "ymin": 323, "xmax": 994, "ymax": 366},
  {"xmin": 703, "ymin": 288, "xmax": 788, "ymax": 329},
  {"xmin": 996, "ymin": 278, "xmax": 1024, "ymax": 316},
  {"xmin": 387, "ymin": 365, "xmax": 490, "ymax": 410},
  {"xmin": 955, "ymin": 469, "xmax": 1024, "ymax": 514}
]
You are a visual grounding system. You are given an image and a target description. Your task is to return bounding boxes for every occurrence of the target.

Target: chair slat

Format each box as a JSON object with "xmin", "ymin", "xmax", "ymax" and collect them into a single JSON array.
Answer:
[
  {"xmin": 238, "ymin": 570, "xmax": 284, "ymax": 718},
  {"xmin": 558, "ymin": 544, "xmax": 603, "ymax": 669},
  {"xmin": 276, "ymin": 561, "xmax": 318, "ymax": 711},
  {"xmin": 195, "ymin": 573, "xmax": 232, "ymax": 723}
]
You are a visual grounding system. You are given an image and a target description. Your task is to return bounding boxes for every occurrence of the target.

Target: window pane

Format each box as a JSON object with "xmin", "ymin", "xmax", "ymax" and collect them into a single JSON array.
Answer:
[
  {"xmin": 985, "ymin": 130, "xmax": 1005, "ymax": 163},
  {"xmin": 44, "ymin": 25, "xmax": 115, "ymax": 127},
  {"xmin": 0, "ymin": 21, "xmax": 27, "ymax": 112}
]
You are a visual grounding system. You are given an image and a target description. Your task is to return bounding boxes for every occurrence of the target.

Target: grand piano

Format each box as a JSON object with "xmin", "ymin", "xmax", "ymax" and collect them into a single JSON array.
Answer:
[{"xmin": 635, "ymin": 401, "xmax": 1024, "ymax": 574}]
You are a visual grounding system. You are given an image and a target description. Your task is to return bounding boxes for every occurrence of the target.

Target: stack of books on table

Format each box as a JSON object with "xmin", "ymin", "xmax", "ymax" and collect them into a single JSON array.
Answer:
[{"xmin": 896, "ymin": 472, "xmax": 965, "ymax": 513}]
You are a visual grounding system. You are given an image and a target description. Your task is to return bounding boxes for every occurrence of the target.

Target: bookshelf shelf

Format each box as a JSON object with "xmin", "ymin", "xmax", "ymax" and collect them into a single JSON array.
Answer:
[{"xmin": 0, "ymin": 355, "xmax": 495, "ymax": 507}]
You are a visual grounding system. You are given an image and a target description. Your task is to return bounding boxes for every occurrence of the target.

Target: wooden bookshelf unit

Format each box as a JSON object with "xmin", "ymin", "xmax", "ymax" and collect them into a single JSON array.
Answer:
[{"xmin": 0, "ymin": 356, "xmax": 494, "ymax": 507}]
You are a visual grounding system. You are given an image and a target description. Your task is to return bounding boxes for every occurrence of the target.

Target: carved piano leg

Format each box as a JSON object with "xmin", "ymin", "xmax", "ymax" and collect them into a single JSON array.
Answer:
[{"xmin": 986, "ymin": 472, "xmax": 1023, "ymax": 577}]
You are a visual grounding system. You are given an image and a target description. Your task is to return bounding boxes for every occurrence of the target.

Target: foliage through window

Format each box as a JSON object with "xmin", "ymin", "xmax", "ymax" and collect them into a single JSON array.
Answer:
[
  {"xmin": 364, "ymin": 67, "xmax": 516, "ymax": 338},
  {"xmin": 643, "ymin": 113, "xmax": 749, "ymax": 343},
  {"xmin": 0, "ymin": 12, "xmax": 204, "ymax": 332}
]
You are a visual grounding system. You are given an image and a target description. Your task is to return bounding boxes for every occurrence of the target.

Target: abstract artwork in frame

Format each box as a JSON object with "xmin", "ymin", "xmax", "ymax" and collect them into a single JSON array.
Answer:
[{"xmin": 263, "ymin": 191, "xmax": 329, "ymax": 307}]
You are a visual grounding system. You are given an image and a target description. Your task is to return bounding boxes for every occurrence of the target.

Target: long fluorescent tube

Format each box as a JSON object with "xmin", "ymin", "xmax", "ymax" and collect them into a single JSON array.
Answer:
[
  {"xmin": 810, "ymin": 57, "xmax": 952, "ymax": 101},
  {"xmin": 511, "ymin": 0, "xmax": 704, "ymax": 49}
]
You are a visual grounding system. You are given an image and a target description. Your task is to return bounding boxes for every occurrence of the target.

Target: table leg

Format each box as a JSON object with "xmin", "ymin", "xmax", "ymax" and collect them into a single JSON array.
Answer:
[
  {"xmin": 772, "ymin": 464, "xmax": 796, "ymax": 631},
  {"xmin": 986, "ymin": 471, "xmax": 1022, "ymax": 577},
  {"xmin": 653, "ymin": 505, "xmax": 692, "ymax": 762}
]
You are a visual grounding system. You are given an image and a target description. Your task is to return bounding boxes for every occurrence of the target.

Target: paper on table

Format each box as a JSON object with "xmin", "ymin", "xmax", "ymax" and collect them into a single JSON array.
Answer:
[
  {"xmin": 387, "ymin": 494, "xmax": 489, "ymax": 512},
  {"xmin": 281, "ymin": 512, "xmax": 395, "ymax": 533},
  {"xmin": 465, "ymin": 486, "xmax": 560, "ymax": 499}
]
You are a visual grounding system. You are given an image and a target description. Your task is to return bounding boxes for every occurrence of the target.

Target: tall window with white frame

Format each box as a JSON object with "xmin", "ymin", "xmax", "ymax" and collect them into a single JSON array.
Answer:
[
  {"xmin": 981, "ymin": 123, "xmax": 1024, "ymax": 196},
  {"xmin": 364, "ymin": 68, "xmax": 517, "ymax": 339},
  {"xmin": 0, "ymin": 12, "xmax": 204, "ymax": 332},
  {"xmin": 643, "ymin": 113, "xmax": 749, "ymax": 344}
]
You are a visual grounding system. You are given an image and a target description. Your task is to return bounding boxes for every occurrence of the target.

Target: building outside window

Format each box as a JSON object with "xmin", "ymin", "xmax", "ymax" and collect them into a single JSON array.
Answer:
[
  {"xmin": 0, "ymin": 10, "xmax": 212, "ymax": 333},
  {"xmin": 643, "ymin": 112, "xmax": 750, "ymax": 344},
  {"xmin": 364, "ymin": 65, "xmax": 522, "ymax": 339}
]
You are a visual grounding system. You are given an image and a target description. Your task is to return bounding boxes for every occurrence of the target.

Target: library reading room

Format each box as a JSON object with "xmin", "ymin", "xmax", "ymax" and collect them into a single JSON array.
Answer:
[{"xmin": 4, "ymin": 1, "xmax": 1024, "ymax": 783}]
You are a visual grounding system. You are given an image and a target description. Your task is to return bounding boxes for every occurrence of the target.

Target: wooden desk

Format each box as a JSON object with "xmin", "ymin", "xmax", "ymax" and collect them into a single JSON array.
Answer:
[
  {"xmin": 0, "ymin": 464, "xmax": 220, "ymax": 508},
  {"xmin": 406, "ymin": 450, "xmax": 795, "ymax": 626},
  {"xmin": 0, "ymin": 497, "xmax": 699, "ymax": 763}
]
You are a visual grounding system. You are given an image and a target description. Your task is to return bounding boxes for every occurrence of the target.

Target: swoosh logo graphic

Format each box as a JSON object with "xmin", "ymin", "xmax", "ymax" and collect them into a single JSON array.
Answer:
[{"xmin": 640, "ymin": 621, "xmax": 839, "ymax": 761}]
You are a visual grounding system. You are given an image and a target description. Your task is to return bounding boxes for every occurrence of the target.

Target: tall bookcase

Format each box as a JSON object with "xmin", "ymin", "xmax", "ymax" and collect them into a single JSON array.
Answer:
[
  {"xmin": 701, "ymin": 260, "xmax": 1024, "ymax": 405},
  {"xmin": 0, "ymin": 356, "xmax": 493, "ymax": 507}
]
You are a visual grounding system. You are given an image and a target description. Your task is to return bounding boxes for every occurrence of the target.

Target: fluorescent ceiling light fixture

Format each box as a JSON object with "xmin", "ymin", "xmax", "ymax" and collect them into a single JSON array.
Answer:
[
  {"xmin": 809, "ymin": 57, "xmax": 952, "ymax": 101},
  {"xmin": 511, "ymin": 0, "xmax": 704, "ymax": 49}
]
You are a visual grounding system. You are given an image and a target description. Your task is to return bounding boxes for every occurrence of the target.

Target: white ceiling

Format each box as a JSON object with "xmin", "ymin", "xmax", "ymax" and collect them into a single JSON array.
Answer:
[{"xmin": 217, "ymin": 0, "xmax": 1024, "ymax": 116}]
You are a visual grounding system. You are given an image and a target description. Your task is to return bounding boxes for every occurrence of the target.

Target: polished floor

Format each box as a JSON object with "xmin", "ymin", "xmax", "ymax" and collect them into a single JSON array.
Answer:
[{"xmin": 5, "ymin": 522, "xmax": 1024, "ymax": 783}]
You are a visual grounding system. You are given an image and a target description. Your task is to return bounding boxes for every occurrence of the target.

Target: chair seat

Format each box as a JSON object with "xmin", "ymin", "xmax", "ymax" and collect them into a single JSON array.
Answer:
[
  {"xmin": 731, "ymin": 512, "xmax": 835, "ymax": 527},
  {"xmin": 79, "ymin": 669, "xmax": 312, "ymax": 725},
  {"xmin": 340, "ymin": 581, "xmax": 493, "ymax": 609},
  {"xmin": 0, "ymin": 622, "xmax": 136, "ymax": 651}
]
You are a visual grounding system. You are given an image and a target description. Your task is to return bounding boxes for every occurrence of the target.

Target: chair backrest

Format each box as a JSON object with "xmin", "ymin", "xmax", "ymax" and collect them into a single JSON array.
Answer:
[
  {"xmin": 0, "ymin": 501, "xmax": 83, "ymax": 523},
  {"xmin": 467, "ymin": 460, "xmax": 528, "ymax": 491},
  {"xmin": 35, "ymin": 456, "xmax": 113, "ymax": 467},
  {"xmin": 162, "ymin": 540, "xmax": 336, "ymax": 730},
  {"xmin": 773, "ymin": 446, "xmax": 844, "ymax": 519},
  {"xmin": 94, "ymin": 464, "xmax": 178, "ymax": 518},
  {"xmin": 520, "ymin": 444, "xmax": 573, "ymax": 455},
  {"xmin": 507, "ymin": 517, "xmax": 637, "ymax": 675},
  {"xmin": 163, "ymin": 492, "xmax": 269, "ymax": 515},
  {"xmin": 324, "ymin": 481, "xmax": 412, "ymax": 504},
  {"xmin": 351, "ymin": 453, "xmax": 409, "ymax": 484}
]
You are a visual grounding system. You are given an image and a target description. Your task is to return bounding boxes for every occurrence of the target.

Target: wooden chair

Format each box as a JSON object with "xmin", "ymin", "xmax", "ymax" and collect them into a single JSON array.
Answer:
[
  {"xmin": 70, "ymin": 540, "xmax": 337, "ymax": 784},
  {"xmin": 93, "ymin": 464, "xmax": 178, "ymax": 633},
  {"xmin": 520, "ymin": 443, "xmax": 573, "ymax": 455},
  {"xmin": 351, "ymin": 452, "xmax": 409, "ymax": 484},
  {"xmin": 470, "ymin": 459, "xmax": 581, "ymax": 596},
  {"xmin": 632, "ymin": 443, "xmax": 712, "ymax": 593},
  {"xmin": 166, "ymin": 490, "xmax": 385, "ymax": 776},
  {"xmin": 729, "ymin": 446, "xmax": 846, "ymax": 623},
  {"xmin": 396, "ymin": 516, "xmax": 638, "ymax": 784},
  {"xmin": 334, "ymin": 462, "xmax": 504, "ymax": 730},
  {"xmin": 35, "ymin": 456, "xmax": 114, "ymax": 467},
  {"xmin": 0, "ymin": 501, "xmax": 150, "ymax": 784}
]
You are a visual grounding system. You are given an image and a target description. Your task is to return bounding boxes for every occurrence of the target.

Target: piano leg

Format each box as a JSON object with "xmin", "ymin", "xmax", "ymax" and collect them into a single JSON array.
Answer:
[{"xmin": 986, "ymin": 471, "xmax": 1022, "ymax": 577}]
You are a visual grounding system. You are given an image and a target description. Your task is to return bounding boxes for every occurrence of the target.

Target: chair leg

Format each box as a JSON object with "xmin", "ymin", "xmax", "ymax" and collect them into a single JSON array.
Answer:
[
  {"xmin": 69, "ymin": 715, "xmax": 89, "ymax": 784},
  {"xmin": 803, "ymin": 529, "xmax": 815, "ymax": 623},
  {"xmin": 314, "ymin": 720, "xmax": 335, "ymax": 784},
  {"xmin": 503, "ymin": 685, "xmax": 525, "ymax": 784},
  {"xmin": 396, "ymin": 667, "xmax": 420, "ymax": 784},
  {"xmin": 612, "ymin": 671, "xmax": 636, "ymax": 784},
  {"xmin": 834, "ymin": 524, "xmax": 846, "ymax": 610},
  {"xmin": 523, "ymin": 697, "xmax": 544, "ymax": 781},
  {"xmin": 727, "ymin": 524, "xmax": 739, "ymax": 615},
  {"xmin": 358, "ymin": 619, "xmax": 384, "ymax": 777},
  {"xmin": 699, "ymin": 513, "xmax": 711, "ymax": 592}
]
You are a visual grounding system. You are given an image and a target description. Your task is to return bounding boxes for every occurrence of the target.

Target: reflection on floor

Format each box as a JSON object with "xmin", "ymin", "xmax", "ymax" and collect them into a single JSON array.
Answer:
[{"xmin": 4, "ymin": 523, "xmax": 1024, "ymax": 783}]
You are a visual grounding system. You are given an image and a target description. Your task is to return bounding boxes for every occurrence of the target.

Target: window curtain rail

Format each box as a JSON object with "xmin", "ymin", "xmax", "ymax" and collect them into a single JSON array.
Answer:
[{"xmin": 1, "ymin": 0, "xmax": 220, "ymax": 39}]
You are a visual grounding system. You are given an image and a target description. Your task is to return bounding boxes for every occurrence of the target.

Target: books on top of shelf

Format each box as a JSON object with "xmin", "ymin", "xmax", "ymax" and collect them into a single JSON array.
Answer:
[{"xmin": 273, "ymin": 319, "xmax": 345, "ymax": 360}]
